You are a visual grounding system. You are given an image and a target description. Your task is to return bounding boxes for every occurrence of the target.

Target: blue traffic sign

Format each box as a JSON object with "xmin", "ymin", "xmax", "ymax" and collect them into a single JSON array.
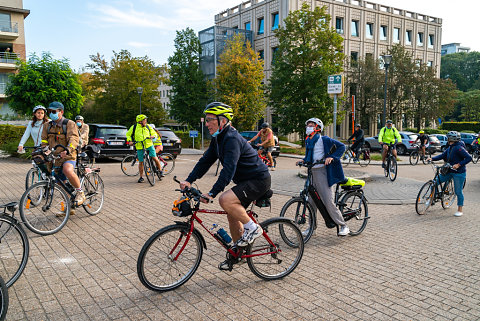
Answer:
[{"xmin": 189, "ymin": 130, "xmax": 199, "ymax": 138}]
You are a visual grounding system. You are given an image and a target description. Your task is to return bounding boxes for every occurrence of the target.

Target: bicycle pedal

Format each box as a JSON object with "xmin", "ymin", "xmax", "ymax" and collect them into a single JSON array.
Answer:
[{"xmin": 218, "ymin": 260, "xmax": 234, "ymax": 272}]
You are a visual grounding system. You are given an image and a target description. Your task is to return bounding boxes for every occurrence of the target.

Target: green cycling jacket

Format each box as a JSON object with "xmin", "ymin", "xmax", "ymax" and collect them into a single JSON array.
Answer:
[{"xmin": 378, "ymin": 126, "xmax": 402, "ymax": 144}]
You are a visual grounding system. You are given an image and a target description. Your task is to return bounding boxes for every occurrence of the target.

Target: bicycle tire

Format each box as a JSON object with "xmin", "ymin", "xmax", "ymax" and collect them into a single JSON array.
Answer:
[
  {"xmin": 279, "ymin": 197, "xmax": 315, "ymax": 244},
  {"xmin": 159, "ymin": 153, "xmax": 175, "ymax": 175},
  {"xmin": 137, "ymin": 224, "xmax": 203, "ymax": 292},
  {"xmin": 421, "ymin": 150, "xmax": 432, "ymax": 165},
  {"xmin": 384, "ymin": 157, "xmax": 389, "ymax": 177},
  {"xmin": 416, "ymin": 180, "xmax": 435, "ymax": 215},
  {"xmin": 441, "ymin": 179, "xmax": 456, "ymax": 209},
  {"xmin": 0, "ymin": 275, "xmax": 8, "ymax": 321},
  {"xmin": 0, "ymin": 215, "xmax": 29, "ymax": 288},
  {"xmin": 339, "ymin": 191, "xmax": 368, "ymax": 235},
  {"xmin": 472, "ymin": 151, "xmax": 479, "ymax": 164},
  {"xmin": 144, "ymin": 157, "xmax": 155, "ymax": 186},
  {"xmin": 389, "ymin": 158, "xmax": 397, "ymax": 181},
  {"xmin": 25, "ymin": 168, "xmax": 42, "ymax": 190},
  {"xmin": 409, "ymin": 151, "xmax": 419, "ymax": 166},
  {"xmin": 81, "ymin": 172, "xmax": 104, "ymax": 215},
  {"xmin": 341, "ymin": 150, "xmax": 352, "ymax": 167},
  {"xmin": 247, "ymin": 217, "xmax": 304, "ymax": 280},
  {"xmin": 121, "ymin": 155, "xmax": 139, "ymax": 176},
  {"xmin": 358, "ymin": 149, "xmax": 370, "ymax": 167},
  {"xmin": 19, "ymin": 181, "xmax": 70, "ymax": 235}
]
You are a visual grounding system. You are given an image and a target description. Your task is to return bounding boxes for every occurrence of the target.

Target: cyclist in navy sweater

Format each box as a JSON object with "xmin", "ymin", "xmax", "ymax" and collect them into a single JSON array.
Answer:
[
  {"xmin": 181, "ymin": 103, "xmax": 270, "ymax": 268},
  {"xmin": 429, "ymin": 131, "xmax": 472, "ymax": 217}
]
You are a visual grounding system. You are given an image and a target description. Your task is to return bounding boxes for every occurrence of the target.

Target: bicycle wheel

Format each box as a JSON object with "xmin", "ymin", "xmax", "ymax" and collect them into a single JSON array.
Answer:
[
  {"xmin": 0, "ymin": 215, "xmax": 29, "ymax": 288},
  {"xmin": 25, "ymin": 168, "xmax": 43, "ymax": 190},
  {"xmin": 121, "ymin": 155, "xmax": 139, "ymax": 176},
  {"xmin": 441, "ymin": 179, "xmax": 456, "ymax": 209},
  {"xmin": 0, "ymin": 275, "xmax": 8, "ymax": 321},
  {"xmin": 19, "ymin": 181, "xmax": 70, "ymax": 235},
  {"xmin": 81, "ymin": 172, "xmax": 104, "ymax": 215},
  {"xmin": 279, "ymin": 197, "xmax": 315, "ymax": 244},
  {"xmin": 409, "ymin": 151, "xmax": 419, "ymax": 166},
  {"xmin": 247, "ymin": 218, "xmax": 304, "ymax": 280},
  {"xmin": 341, "ymin": 150, "xmax": 352, "ymax": 167},
  {"xmin": 358, "ymin": 149, "xmax": 370, "ymax": 167},
  {"xmin": 159, "ymin": 153, "xmax": 175, "ymax": 175},
  {"xmin": 422, "ymin": 151, "xmax": 432, "ymax": 165},
  {"xmin": 472, "ymin": 151, "xmax": 479, "ymax": 164},
  {"xmin": 416, "ymin": 180, "xmax": 435, "ymax": 215},
  {"xmin": 384, "ymin": 158, "xmax": 389, "ymax": 177},
  {"xmin": 339, "ymin": 191, "xmax": 368, "ymax": 235},
  {"xmin": 144, "ymin": 157, "xmax": 155, "ymax": 186},
  {"xmin": 137, "ymin": 224, "xmax": 203, "ymax": 292},
  {"xmin": 388, "ymin": 158, "xmax": 397, "ymax": 181}
]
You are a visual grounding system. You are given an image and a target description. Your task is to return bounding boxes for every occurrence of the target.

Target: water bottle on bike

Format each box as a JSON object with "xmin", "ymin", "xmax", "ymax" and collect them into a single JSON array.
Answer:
[{"xmin": 210, "ymin": 224, "xmax": 233, "ymax": 248}]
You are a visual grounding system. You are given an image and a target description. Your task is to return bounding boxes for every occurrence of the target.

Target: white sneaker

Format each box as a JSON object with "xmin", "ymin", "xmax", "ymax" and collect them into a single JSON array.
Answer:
[
  {"xmin": 338, "ymin": 225, "xmax": 350, "ymax": 236},
  {"xmin": 236, "ymin": 224, "xmax": 263, "ymax": 247},
  {"xmin": 454, "ymin": 211, "xmax": 463, "ymax": 217}
]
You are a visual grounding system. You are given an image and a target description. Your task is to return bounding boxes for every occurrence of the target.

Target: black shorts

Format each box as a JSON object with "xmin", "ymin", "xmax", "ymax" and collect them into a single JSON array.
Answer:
[{"xmin": 232, "ymin": 176, "xmax": 271, "ymax": 208}]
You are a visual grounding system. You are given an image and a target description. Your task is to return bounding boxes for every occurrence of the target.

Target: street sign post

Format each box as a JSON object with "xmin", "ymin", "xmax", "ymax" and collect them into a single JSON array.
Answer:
[
  {"xmin": 328, "ymin": 75, "xmax": 343, "ymax": 139},
  {"xmin": 189, "ymin": 130, "xmax": 199, "ymax": 149}
]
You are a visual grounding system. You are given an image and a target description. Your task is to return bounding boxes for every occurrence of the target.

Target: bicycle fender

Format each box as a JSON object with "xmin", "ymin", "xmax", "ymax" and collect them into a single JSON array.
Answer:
[{"xmin": 174, "ymin": 221, "xmax": 207, "ymax": 250}]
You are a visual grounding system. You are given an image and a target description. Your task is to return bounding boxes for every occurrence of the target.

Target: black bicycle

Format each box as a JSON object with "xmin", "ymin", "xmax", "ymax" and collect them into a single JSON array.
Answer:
[
  {"xmin": 124, "ymin": 139, "xmax": 166, "ymax": 186},
  {"xmin": 409, "ymin": 143, "xmax": 432, "ymax": 166},
  {"xmin": 341, "ymin": 143, "xmax": 371, "ymax": 167},
  {"xmin": 0, "ymin": 275, "xmax": 7, "ymax": 321},
  {"xmin": 383, "ymin": 143, "xmax": 398, "ymax": 181},
  {"xmin": 415, "ymin": 162, "xmax": 457, "ymax": 215},
  {"xmin": 0, "ymin": 202, "xmax": 29, "ymax": 288},
  {"xmin": 280, "ymin": 160, "xmax": 369, "ymax": 243},
  {"xmin": 470, "ymin": 146, "xmax": 479, "ymax": 164},
  {"xmin": 121, "ymin": 149, "xmax": 175, "ymax": 178},
  {"xmin": 19, "ymin": 145, "xmax": 104, "ymax": 235}
]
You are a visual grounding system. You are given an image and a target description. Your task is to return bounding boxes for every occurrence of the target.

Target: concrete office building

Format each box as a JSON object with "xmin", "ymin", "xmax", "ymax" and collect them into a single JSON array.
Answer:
[
  {"xmin": 0, "ymin": 0, "xmax": 29, "ymax": 117},
  {"xmin": 214, "ymin": 0, "xmax": 442, "ymax": 137},
  {"xmin": 441, "ymin": 43, "xmax": 470, "ymax": 56}
]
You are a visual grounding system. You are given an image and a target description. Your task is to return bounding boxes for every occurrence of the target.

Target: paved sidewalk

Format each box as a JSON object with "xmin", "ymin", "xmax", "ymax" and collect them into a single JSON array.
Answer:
[{"xmin": 0, "ymin": 155, "xmax": 479, "ymax": 320}]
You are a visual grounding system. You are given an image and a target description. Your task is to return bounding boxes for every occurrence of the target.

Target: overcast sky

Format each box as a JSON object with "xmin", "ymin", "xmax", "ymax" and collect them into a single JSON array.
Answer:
[{"xmin": 23, "ymin": 0, "xmax": 478, "ymax": 71}]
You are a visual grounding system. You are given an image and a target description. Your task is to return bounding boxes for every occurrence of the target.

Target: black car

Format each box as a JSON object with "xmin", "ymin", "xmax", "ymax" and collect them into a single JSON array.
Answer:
[
  {"xmin": 88, "ymin": 124, "xmax": 133, "ymax": 158},
  {"xmin": 156, "ymin": 127, "xmax": 182, "ymax": 157},
  {"xmin": 239, "ymin": 130, "xmax": 280, "ymax": 157}
]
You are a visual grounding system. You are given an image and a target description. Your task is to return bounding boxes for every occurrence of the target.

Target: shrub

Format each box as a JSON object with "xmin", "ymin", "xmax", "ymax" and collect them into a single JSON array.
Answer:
[
  {"xmin": 404, "ymin": 127, "xmax": 448, "ymax": 135},
  {"xmin": 0, "ymin": 124, "xmax": 33, "ymax": 159},
  {"xmin": 440, "ymin": 122, "xmax": 480, "ymax": 132},
  {"xmin": 174, "ymin": 131, "xmax": 210, "ymax": 149}
]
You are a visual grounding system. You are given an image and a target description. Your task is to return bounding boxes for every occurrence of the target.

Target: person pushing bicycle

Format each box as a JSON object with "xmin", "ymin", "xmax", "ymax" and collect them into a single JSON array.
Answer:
[
  {"xmin": 126, "ymin": 115, "xmax": 163, "ymax": 183},
  {"xmin": 347, "ymin": 123, "xmax": 364, "ymax": 161},
  {"xmin": 247, "ymin": 122, "xmax": 276, "ymax": 171},
  {"xmin": 378, "ymin": 120, "xmax": 402, "ymax": 168},
  {"xmin": 180, "ymin": 102, "xmax": 271, "ymax": 269},
  {"xmin": 296, "ymin": 118, "xmax": 351, "ymax": 236},
  {"xmin": 414, "ymin": 130, "xmax": 429, "ymax": 160}
]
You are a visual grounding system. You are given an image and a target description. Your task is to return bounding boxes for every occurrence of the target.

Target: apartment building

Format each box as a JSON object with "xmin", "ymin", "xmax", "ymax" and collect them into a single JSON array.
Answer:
[
  {"xmin": 441, "ymin": 43, "xmax": 470, "ymax": 56},
  {"xmin": 0, "ymin": 0, "xmax": 29, "ymax": 117},
  {"xmin": 214, "ymin": 0, "xmax": 442, "ymax": 137}
]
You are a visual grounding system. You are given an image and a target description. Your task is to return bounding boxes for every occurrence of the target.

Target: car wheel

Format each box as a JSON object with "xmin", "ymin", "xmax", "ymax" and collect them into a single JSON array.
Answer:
[{"xmin": 396, "ymin": 144, "xmax": 406, "ymax": 155}]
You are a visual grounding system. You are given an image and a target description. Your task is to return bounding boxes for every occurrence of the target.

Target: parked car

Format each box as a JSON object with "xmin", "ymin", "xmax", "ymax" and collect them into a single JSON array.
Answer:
[
  {"xmin": 239, "ymin": 131, "xmax": 280, "ymax": 157},
  {"xmin": 88, "ymin": 124, "xmax": 133, "ymax": 158},
  {"xmin": 156, "ymin": 127, "xmax": 182, "ymax": 157},
  {"xmin": 460, "ymin": 132, "xmax": 476, "ymax": 152},
  {"xmin": 427, "ymin": 135, "xmax": 441, "ymax": 153},
  {"xmin": 364, "ymin": 131, "xmax": 420, "ymax": 155},
  {"xmin": 431, "ymin": 134, "xmax": 448, "ymax": 151}
]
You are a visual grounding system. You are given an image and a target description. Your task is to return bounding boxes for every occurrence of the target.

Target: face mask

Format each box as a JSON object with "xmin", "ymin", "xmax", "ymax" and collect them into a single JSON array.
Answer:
[
  {"xmin": 49, "ymin": 112, "xmax": 59, "ymax": 121},
  {"xmin": 306, "ymin": 127, "xmax": 315, "ymax": 135},
  {"xmin": 77, "ymin": 122, "xmax": 82, "ymax": 127},
  {"xmin": 211, "ymin": 129, "xmax": 220, "ymax": 137}
]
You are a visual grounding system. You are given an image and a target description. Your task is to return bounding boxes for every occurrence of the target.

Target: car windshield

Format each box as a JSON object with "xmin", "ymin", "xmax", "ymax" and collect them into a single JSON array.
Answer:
[
  {"xmin": 409, "ymin": 134, "xmax": 418, "ymax": 141},
  {"xmin": 429, "ymin": 136, "xmax": 439, "ymax": 142},
  {"xmin": 159, "ymin": 130, "xmax": 179, "ymax": 140},
  {"xmin": 98, "ymin": 128, "xmax": 127, "ymax": 136}
]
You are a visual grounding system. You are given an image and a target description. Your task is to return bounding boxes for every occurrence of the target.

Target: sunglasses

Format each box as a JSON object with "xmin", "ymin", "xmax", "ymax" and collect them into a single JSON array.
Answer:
[
  {"xmin": 48, "ymin": 109, "xmax": 61, "ymax": 114},
  {"xmin": 205, "ymin": 116, "xmax": 217, "ymax": 123}
]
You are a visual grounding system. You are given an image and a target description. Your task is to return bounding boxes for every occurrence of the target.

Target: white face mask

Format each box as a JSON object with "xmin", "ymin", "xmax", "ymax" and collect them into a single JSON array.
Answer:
[{"xmin": 306, "ymin": 127, "xmax": 315, "ymax": 135}]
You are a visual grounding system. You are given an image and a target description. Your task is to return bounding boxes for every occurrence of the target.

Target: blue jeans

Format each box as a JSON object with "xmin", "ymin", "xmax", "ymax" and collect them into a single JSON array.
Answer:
[{"xmin": 436, "ymin": 171, "xmax": 466, "ymax": 206}]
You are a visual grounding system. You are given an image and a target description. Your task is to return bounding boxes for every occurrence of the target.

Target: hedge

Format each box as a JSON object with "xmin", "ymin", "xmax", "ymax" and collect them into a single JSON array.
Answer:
[
  {"xmin": 174, "ymin": 131, "xmax": 210, "ymax": 149},
  {"xmin": 404, "ymin": 128, "xmax": 448, "ymax": 135},
  {"xmin": 440, "ymin": 122, "xmax": 480, "ymax": 133},
  {"xmin": 0, "ymin": 124, "xmax": 33, "ymax": 159}
]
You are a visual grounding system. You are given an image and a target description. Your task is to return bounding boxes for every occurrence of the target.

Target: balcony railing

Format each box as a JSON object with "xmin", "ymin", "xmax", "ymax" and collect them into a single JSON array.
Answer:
[
  {"xmin": 0, "ymin": 52, "xmax": 20, "ymax": 64},
  {"xmin": 0, "ymin": 22, "xmax": 19, "ymax": 33}
]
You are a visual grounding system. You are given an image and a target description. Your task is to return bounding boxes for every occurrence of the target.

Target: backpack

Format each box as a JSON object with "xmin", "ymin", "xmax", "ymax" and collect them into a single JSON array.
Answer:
[
  {"xmin": 48, "ymin": 117, "xmax": 69, "ymax": 136},
  {"xmin": 130, "ymin": 123, "xmax": 153, "ymax": 143}
]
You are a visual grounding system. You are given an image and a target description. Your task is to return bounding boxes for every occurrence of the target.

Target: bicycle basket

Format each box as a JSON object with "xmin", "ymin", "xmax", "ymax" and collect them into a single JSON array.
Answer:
[
  {"xmin": 440, "ymin": 164, "xmax": 450, "ymax": 176},
  {"xmin": 172, "ymin": 196, "xmax": 193, "ymax": 217},
  {"xmin": 31, "ymin": 147, "xmax": 53, "ymax": 165}
]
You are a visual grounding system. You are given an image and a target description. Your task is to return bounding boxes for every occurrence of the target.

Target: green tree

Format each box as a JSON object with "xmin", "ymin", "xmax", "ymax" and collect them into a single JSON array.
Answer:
[
  {"xmin": 268, "ymin": 4, "xmax": 344, "ymax": 138},
  {"xmin": 441, "ymin": 51, "xmax": 480, "ymax": 92},
  {"xmin": 168, "ymin": 28, "xmax": 209, "ymax": 128},
  {"xmin": 214, "ymin": 33, "xmax": 266, "ymax": 130},
  {"xmin": 456, "ymin": 89, "xmax": 480, "ymax": 121},
  {"xmin": 6, "ymin": 52, "xmax": 83, "ymax": 118},
  {"xmin": 86, "ymin": 50, "xmax": 166, "ymax": 126}
]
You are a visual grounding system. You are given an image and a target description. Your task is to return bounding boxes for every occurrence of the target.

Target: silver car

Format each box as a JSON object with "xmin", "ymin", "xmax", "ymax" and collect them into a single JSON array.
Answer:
[{"xmin": 364, "ymin": 131, "xmax": 419, "ymax": 155}]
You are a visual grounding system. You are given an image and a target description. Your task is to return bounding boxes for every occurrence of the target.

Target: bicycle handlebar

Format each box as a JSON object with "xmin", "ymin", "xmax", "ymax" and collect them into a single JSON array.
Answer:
[
  {"xmin": 297, "ymin": 159, "xmax": 326, "ymax": 168},
  {"xmin": 173, "ymin": 176, "xmax": 212, "ymax": 203},
  {"xmin": 53, "ymin": 144, "xmax": 70, "ymax": 155}
]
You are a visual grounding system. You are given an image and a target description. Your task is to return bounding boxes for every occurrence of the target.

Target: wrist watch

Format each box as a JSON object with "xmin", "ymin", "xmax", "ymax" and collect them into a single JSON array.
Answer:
[{"xmin": 208, "ymin": 192, "xmax": 214, "ymax": 198}]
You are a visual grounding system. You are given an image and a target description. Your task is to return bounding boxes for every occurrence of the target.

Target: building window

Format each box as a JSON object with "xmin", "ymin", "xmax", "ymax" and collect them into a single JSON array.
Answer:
[
  {"xmin": 366, "ymin": 23, "xmax": 374, "ymax": 39},
  {"xmin": 351, "ymin": 51, "xmax": 358, "ymax": 66},
  {"xmin": 415, "ymin": 59, "xmax": 421, "ymax": 67},
  {"xmin": 233, "ymin": 26, "xmax": 238, "ymax": 29},
  {"xmin": 405, "ymin": 30, "xmax": 412, "ymax": 45},
  {"xmin": 365, "ymin": 53, "xmax": 373, "ymax": 60},
  {"xmin": 336, "ymin": 17, "xmax": 344, "ymax": 34},
  {"xmin": 417, "ymin": 32, "xmax": 424, "ymax": 46},
  {"xmin": 258, "ymin": 50, "xmax": 264, "ymax": 60},
  {"xmin": 245, "ymin": 22, "xmax": 251, "ymax": 30},
  {"xmin": 351, "ymin": 20, "xmax": 359, "ymax": 37},
  {"xmin": 428, "ymin": 34, "xmax": 434, "ymax": 48},
  {"xmin": 393, "ymin": 28, "xmax": 400, "ymax": 43},
  {"xmin": 272, "ymin": 13, "xmax": 279, "ymax": 30},
  {"xmin": 272, "ymin": 47, "xmax": 279, "ymax": 64},
  {"xmin": 427, "ymin": 61, "xmax": 433, "ymax": 67},
  {"xmin": 380, "ymin": 25, "xmax": 387, "ymax": 40},
  {"xmin": 258, "ymin": 18, "xmax": 264, "ymax": 35}
]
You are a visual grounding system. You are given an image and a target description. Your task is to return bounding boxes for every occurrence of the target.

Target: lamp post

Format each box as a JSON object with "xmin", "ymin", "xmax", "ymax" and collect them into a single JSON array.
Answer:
[
  {"xmin": 382, "ymin": 55, "xmax": 392, "ymax": 125},
  {"xmin": 137, "ymin": 87, "xmax": 143, "ymax": 114}
]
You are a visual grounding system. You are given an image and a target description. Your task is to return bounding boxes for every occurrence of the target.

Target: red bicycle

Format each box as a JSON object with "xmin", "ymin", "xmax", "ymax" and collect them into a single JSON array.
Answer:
[
  {"xmin": 251, "ymin": 143, "xmax": 277, "ymax": 168},
  {"xmin": 137, "ymin": 177, "xmax": 304, "ymax": 292}
]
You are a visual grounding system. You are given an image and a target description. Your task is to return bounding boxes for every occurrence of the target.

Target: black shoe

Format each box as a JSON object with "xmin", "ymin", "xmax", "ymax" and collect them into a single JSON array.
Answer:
[{"xmin": 137, "ymin": 177, "xmax": 144, "ymax": 183}]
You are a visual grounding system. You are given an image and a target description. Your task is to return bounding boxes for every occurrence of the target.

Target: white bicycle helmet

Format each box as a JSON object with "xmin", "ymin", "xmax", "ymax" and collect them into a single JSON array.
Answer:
[
  {"xmin": 33, "ymin": 105, "xmax": 46, "ymax": 113},
  {"xmin": 305, "ymin": 118, "xmax": 324, "ymax": 131}
]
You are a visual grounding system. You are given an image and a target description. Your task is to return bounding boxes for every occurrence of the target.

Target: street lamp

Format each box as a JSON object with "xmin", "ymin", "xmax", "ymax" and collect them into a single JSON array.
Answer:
[
  {"xmin": 137, "ymin": 87, "xmax": 143, "ymax": 114},
  {"xmin": 382, "ymin": 54, "xmax": 392, "ymax": 125}
]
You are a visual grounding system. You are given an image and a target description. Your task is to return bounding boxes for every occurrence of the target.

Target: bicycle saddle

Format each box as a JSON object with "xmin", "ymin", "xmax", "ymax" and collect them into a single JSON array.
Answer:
[
  {"xmin": 254, "ymin": 190, "xmax": 273, "ymax": 208},
  {"xmin": 0, "ymin": 201, "xmax": 18, "ymax": 212},
  {"xmin": 339, "ymin": 177, "xmax": 365, "ymax": 190}
]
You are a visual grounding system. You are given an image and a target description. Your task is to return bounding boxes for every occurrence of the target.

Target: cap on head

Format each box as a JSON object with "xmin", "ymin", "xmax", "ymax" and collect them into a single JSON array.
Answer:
[
  {"xmin": 136, "ymin": 114, "xmax": 147, "ymax": 122},
  {"xmin": 33, "ymin": 105, "xmax": 46, "ymax": 113},
  {"xmin": 386, "ymin": 120, "xmax": 393, "ymax": 124},
  {"xmin": 48, "ymin": 101, "xmax": 64, "ymax": 110},
  {"xmin": 75, "ymin": 115, "xmax": 84, "ymax": 121},
  {"xmin": 305, "ymin": 118, "xmax": 324, "ymax": 131},
  {"xmin": 203, "ymin": 102, "xmax": 234, "ymax": 121},
  {"xmin": 355, "ymin": 124, "xmax": 361, "ymax": 128}
]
